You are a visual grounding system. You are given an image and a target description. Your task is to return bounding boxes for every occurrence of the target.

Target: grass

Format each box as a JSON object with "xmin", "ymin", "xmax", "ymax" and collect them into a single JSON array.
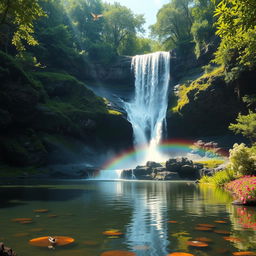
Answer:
[
  {"xmin": 195, "ymin": 159, "xmax": 225, "ymax": 169},
  {"xmin": 172, "ymin": 66, "xmax": 224, "ymax": 113},
  {"xmin": 200, "ymin": 169, "xmax": 237, "ymax": 186}
]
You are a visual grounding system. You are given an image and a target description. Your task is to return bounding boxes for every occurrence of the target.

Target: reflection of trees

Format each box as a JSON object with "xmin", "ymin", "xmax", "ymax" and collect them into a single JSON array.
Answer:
[
  {"xmin": 228, "ymin": 205, "xmax": 256, "ymax": 251},
  {"xmin": 175, "ymin": 184, "xmax": 231, "ymax": 216}
]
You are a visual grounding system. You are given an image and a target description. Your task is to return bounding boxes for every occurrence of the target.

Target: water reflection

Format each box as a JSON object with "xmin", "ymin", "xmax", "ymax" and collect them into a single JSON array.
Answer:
[{"xmin": 0, "ymin": 181, "xmax": 256, "ymax": 256}]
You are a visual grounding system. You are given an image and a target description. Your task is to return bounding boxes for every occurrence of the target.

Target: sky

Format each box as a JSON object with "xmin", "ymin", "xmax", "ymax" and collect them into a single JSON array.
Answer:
[{"xmin": 104, "ymin": 0, "xmax": 170, "ymax": 35}]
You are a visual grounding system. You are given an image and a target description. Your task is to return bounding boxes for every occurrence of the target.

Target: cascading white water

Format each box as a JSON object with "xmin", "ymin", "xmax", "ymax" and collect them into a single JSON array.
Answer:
[
  {"xmin": 95, "ymin": 51, "xmax": 170, "ymax": 179},
  {"xmin": 124, "ymin": 51, "xmax": 170, "ymax": 163}
]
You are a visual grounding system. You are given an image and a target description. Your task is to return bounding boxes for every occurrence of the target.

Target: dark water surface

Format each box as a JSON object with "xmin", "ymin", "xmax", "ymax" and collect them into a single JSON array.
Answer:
[{"xmin": 1, "ymin": 180, "xmax": 256, "ymax": 256}]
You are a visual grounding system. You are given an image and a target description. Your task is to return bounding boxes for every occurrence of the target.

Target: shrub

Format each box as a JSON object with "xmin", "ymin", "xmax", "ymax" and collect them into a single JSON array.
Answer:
[
  {"xmin": 229, "ymin": 143, "xmax": 256, "ymax": 176},
  {"xmin": 200, "ymin": 169, "xmax": 236, "ymax": 186}
]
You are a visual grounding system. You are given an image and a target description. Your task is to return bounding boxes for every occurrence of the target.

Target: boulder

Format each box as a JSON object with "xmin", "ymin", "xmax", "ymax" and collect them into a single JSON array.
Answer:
[
  {"xmin": 165, "ymin": 157, "xmax": 193, "ymax": 172},
  {"xmin": 0, "ymin": 243, "xmax": 17, "ymax": 256},
  {"xmin": 146, "ymin": 161, "xmax": 162, "ymax": 168},
  {"xmin": 178, "ymin": 165, "xmax": 200, "ymax": 179},
  {"xmin": 133, "ymin": 166, "xmax": 152, "ymax": 178}
]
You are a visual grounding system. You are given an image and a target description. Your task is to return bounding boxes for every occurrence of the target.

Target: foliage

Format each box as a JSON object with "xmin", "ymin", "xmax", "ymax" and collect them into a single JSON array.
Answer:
[
  {"xmin": 200, "ymin": 169, "xmax": 236, "ymax": 186},
  {"xmin": 150, "ymin": 0, "xmax": 193, "ymax": 50},
  {"xmin": 103, "ymin": 3, "xmax": 145, "ymax": 54},
  {"xmin": 228, "ymin": 143, "xmax": 256, "ymax": 176},
  {"xmin": 214, "ymin": 0, "xmax": 256, "ymax": 68},
  {"xmin": 0, "ymin": 0, "xmax": 46, "ymax": 51},
  {"xmin": 172, "ymin": 66, "xmax": 224, "ymax": 112},
  {"xmin": 242, "ymin": 95, "xmax": 256, "ymax": 111},
  {"xmin": 191, "ymin": 0, "xmax": 217, "ymax": 57},
  {"xmin": 225, "ymin": 176, "xmax": 256, "ymax": 204},
  {"xmin": 229, "ymin": 111, "xmax": 256, "ymax": 142},
  {"xmin": 195, "ymin": 159, "xmax": 224, "ymax": 169}
]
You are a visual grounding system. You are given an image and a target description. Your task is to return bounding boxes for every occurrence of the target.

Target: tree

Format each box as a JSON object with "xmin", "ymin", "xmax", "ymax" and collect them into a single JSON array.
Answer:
[
  {"xmin": 229, "ymin": 111, "xmax": 256, "ymax": 143},
  {"xmin": 0, "ymin": 0, "xmax": 46, "ymax": 51},
  {"xmin": 103, "ymin": 3, "xmax": 145, "ymax": 54},
  {"xmin": 191, "ymin": 0, "xmax": 217, "ymax": 57},
  {"xmin": 150, "ymin": 0, "xmax": 193, "ymax": 50},
  {"xmin": 214, "ymin": 0, "xmax": 256, "ymax": 68}
]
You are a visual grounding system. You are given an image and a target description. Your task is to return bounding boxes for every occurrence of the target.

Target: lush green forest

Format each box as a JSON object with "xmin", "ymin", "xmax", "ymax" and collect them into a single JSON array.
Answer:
[{"xmin": 0, "ymin": 0, "xmax": 256, "ymax": 177}]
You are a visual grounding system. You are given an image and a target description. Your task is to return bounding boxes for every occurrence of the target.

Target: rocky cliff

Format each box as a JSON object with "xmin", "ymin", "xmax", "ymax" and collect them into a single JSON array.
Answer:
[{"xmin": 0, "ymin": 51, "xmax": 133, "ymax": 171}]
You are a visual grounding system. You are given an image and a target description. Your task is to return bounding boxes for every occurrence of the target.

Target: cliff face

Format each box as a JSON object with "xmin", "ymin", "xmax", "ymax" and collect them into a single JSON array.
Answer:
[
  {"xmin": 0, "ymin": 51, "xmax": 133, "ymax": 169},
  {"xmin": 85, "ymin": 56, "xmax": 134, "ymax": 85},
  {"xmin": 167, "ymin": 65, "xmax": 256, "ymax": 138}
]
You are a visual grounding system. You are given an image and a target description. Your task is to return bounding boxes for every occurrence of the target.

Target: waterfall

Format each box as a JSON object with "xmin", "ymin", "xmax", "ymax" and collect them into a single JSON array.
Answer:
[
  {"xmin": 124, "ymin": 51, "xmax": 170, "ymax": 163},
  {"xmin": 95, "ymin": 52, "xmax": 170, "ymax": 180}
]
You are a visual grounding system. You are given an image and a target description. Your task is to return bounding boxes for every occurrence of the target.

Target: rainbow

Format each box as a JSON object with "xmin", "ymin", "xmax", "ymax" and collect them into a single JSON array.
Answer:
[{"xmin": 101, "ymin": 139, "xmax": 228, "ymax": 170}]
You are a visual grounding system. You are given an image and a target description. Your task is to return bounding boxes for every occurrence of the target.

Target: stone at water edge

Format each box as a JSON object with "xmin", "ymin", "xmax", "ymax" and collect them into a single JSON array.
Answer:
[{"xmin": 0, "ymin": 243, "xmax": 17, "ymax": 256}]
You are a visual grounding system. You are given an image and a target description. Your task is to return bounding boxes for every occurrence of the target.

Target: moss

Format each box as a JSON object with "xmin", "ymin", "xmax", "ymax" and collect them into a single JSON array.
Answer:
[
  {"xmin": 172, "ymin": 66, "xmax": 224, "ymax": 113},
  {"xmin": 0, "ymin": 165, "xmax": 39, "ymax": 178},
  {"xmin": 194, "ymin": 159, "xmax": 225, "ymax": 169},
  {"xmin": 108, "ymin": 109, "xmax": 122, "ymax": 115},
  {"xmin": 32, "ymin": 71, "xmax": 108, "ymax": 114},
  {"xmin": 32, "ymin": 71, "xmax": 79, "ymax": 83},
  {"xmin": 0, "ymin": 51, "xmax": 43, "ymax": 90}
]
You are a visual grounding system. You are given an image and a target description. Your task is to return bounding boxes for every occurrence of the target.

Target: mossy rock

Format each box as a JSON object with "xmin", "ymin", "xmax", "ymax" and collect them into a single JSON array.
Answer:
[{"xmin": 0, "ymin": 130, "xmax": 47, "ymax": 167}]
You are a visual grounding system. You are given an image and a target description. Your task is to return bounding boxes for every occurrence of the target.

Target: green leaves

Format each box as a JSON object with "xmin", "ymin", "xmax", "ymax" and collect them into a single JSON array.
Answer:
[
  {"xmin": 214, "ymin": 0, "xmax": 256, "ymax": 67},
  {"xmin": 0, "ymin": 0, "xmax": 46, "ymax": 51},
  {"xmin": 229, "ymin": 111, "xmax": 256, "ymax": 142}
]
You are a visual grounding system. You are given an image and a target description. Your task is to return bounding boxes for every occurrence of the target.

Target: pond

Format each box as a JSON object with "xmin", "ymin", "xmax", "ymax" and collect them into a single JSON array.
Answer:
[{"xmin": 1, "ymin": 180, "xmax": 256, "ymax": 256}]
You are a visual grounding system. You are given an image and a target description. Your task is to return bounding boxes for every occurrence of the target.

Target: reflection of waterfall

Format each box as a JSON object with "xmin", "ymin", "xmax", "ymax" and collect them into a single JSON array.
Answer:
[
  {"xmin": 125, "ymin": 183, "xmax": 169, "ymax": 256},
  {"xmin": 124, "ymin": 52, "xmax": 170, "ymax": 163}
]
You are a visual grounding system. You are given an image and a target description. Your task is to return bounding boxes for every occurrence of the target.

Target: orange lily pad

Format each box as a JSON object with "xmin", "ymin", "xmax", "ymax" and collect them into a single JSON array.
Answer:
[
  {"xmin": 167, "ymin": 253, "xmax": 195, "ymax": 256},
  {"xmin": 214, "ymin": 230, "xmax": 230, "ymax": 235},
  {"xmin": 187, "ymin": 240, "xmax": 208, "ymax": 247},
  {"xmin": 12, "ymin": 218, "xmax": 33, "ymax": 223},
  {"xmin": 232, "ymin": 252, "xmax": 256, "ymax": 256},
  {"xmin": 195, "ymin": 237, "xmax": 212, "ymax": 242},
  {"xmin": 101, "ymin": 250, "xmax": 136, "ymax": 256},
  {"xmin": 103, "ymin": 230, "xmax": 123, "ymax": 236},
  {"xmin": 29, "ymin": 236, "xmax": 74, "ymax": 247},
  {"xmin": 224, "ymin": 236, "xmax": 241, "ymax": 242},
  {"xmin": 33, "ymin": 209, "xmax": 49, "ymax": 213},
  {"xmin": 20, "ymin": 220, "xmax": 33, "ymax": 224},
  {"xmin": 195, "ymin": 226, "xmax": 213, "ymax": 231},
  {"xmin": 197, "ymin": 224, "xmax": 215, "ymax": 228}
]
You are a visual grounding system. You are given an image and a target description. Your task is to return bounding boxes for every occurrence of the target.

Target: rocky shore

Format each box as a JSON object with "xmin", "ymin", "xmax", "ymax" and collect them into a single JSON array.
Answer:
[{"xmin": 121, "ymin": 157, "xmax": 224, "ymax": 181}]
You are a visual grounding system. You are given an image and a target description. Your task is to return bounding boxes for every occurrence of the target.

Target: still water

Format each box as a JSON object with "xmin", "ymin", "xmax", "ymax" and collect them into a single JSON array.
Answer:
[{"xmin": 1, "ymin": 180, "xmax": 256, "ymax": 256}]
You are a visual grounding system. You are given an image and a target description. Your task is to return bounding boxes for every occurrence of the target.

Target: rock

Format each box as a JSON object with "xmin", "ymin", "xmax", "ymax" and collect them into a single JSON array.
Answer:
[
  {"xmin": 121, "ymin": 169, "xmax": 133, "ymax": 179},
  {"xmin": 166, "ymin": 157, "xmax": 193, "ymax": 172},
  {"xmin": 146, "ymin": 161, "xmax": 162, "ymax": 168},
  {"xmin": 178, "ymin": 165, "xmax": 200, "ymax": 179},
  {"xmin": 154, "ymin": 171, "xmax": 180, "ymax": 180},
  {"xmin": 133, "ymin": 166, "xmax": 152, "ymax": 178},
  {"xmin": 0, "ymin": 242, "xmax": 17, "ymax": 256},
  {"xmin": 232, "ymin": 200, "xmax": 244, "ymax": 205}
]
